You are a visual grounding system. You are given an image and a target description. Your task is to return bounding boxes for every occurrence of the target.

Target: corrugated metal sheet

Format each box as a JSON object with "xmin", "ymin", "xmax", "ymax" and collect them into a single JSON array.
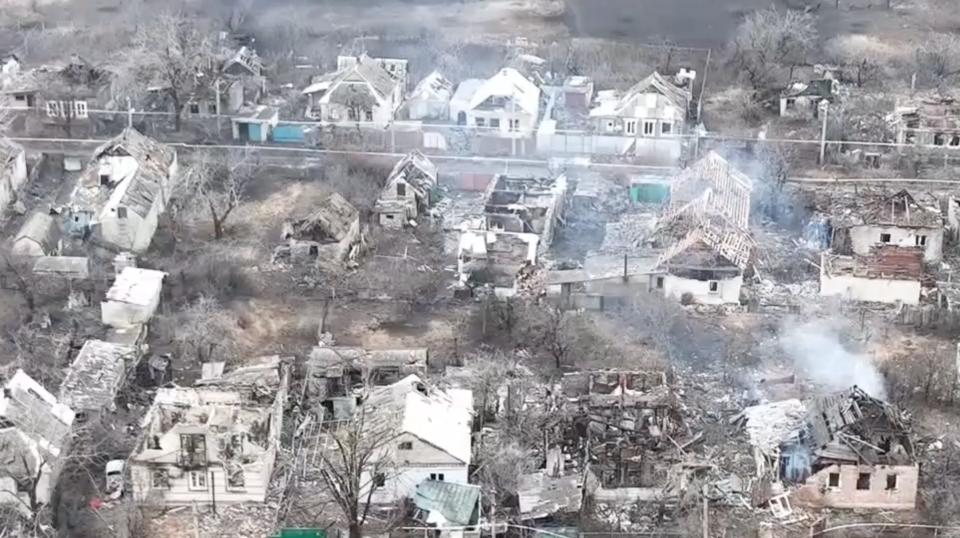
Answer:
[{"xmin": 272, "ymin": 124, "xmax": 305, "ymax": 143}]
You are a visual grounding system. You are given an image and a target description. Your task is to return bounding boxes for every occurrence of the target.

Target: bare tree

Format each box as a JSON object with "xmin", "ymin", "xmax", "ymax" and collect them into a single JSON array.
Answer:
[
  {"xmin": 314, "ymin": 405, "xmax": 400, "ymax": 538},
  {"xmin": 119, "ymin": 12, "xmax": 217, "ymax": 131},
  {"xmin": 183, "ymin": 150, "xmax": 258, "ymax": 240},
  {"xmin": 915, "ymin": 33, "xmax": 960, "ymax": 87},
  {"xmin": 161, "ymin": 294, "xmax": 240, "ymax": 364},
  {"xmin": 730, "ymin": 7, "xmax": 818, "ymax": 93}
]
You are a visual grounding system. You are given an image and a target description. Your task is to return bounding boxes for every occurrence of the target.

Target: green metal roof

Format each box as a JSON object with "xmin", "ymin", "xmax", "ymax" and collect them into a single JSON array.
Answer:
[{"xmin": 413, "ymin": 480, "xmax": 480, "ymax": 527}]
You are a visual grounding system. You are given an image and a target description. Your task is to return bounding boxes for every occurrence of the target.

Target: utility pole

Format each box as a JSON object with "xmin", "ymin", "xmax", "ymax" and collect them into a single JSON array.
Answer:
[
  {"xmin": 702, "ymin": 485, "xmax": 709, "ymax": 538},
  {"xmin": 819, "ymin": 100, "xmax": 830, "ymax": 165},
  {"xmin": 210, "ymin": 471, "xmax": 217, "ymax": 515},
  {"xmin": 126, "ymin": 97, "xmax": 133, "ymax": 129},
  {"xmin": 215, "ymin": 79, "xmax": 222, "ymax": 134}
]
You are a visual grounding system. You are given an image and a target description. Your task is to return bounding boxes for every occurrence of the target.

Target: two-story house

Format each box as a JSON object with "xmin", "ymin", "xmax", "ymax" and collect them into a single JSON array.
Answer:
[
  {"xmin": 302, "ymin": 54, "xmax": 403, "ymax": 126},
  {"xmin": 65, "ymin": 127, "xmax": 178, "ymax": 253},
  {"xmin": 449, "ymin": 68, "xmax": 540, "ymax": 137},
  {"xmin": 589, "ymin": 71, "xmax": 690, "ymax": 163},
  {"xmin": 129, "ymin": 359, "xmax": 288, "ymax": 506},
  {"xmin": 374, "ymin": 151, "xmax": 438, "ymax": 228}
]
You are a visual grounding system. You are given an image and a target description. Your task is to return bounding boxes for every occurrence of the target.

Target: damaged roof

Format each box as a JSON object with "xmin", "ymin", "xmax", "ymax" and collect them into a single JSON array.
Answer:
[
  {"xmin": 309, "ymin": 54, "xmax": 399, "ymax": 104},
  {"xmin": 414, "ymin": 480, "xmax": 480, "ymax": 526},
  {"xmin": 468, "ymin": 68, "xmax": 540, "ymax": 115},
  {"xmin": 0, "ymin": 137, "xmax": 23, "ymax": 167},
  {"xmin": 290, "ymin": 192, "xmax": 359, "ymax": 241},
  {"xmin": 590, "ymin": 71, "xmax": 690, "ymax": 118},
  {"xmin": 410, "ymin": 71, "xmax": 453, "ymax": 101},
  {"xmin": 0, "ymin": 370, "xmax": 75, "ymax": 460},
  {"xmin": 105, "ymin": 267, "xmax": 166, "ymax": 306},
  {"xmin": 59, "ymin": 339, "xmax": 138, "ymax": 413},
  {"xmin": 819, "ymin": 189, "xmax": 943, "ymax": 229},
  {"xmin": 822, "ymin": 245, "xmax": 924, "ymax": 280}
]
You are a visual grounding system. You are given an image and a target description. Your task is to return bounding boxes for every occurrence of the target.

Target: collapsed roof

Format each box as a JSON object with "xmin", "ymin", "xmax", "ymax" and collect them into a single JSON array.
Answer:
[
  {"xmin": 284, "ymin": 192, "xmax": 359, "ymax": 243},
  {"xmin": 811, "ymin": 188, "xmax": 943, "ymax": 229}
]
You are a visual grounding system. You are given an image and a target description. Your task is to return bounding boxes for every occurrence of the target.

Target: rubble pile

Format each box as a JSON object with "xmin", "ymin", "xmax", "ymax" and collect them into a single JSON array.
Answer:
[{"xmin": 600, "ymin": 212, "xmax": 657, "ymax": 251}]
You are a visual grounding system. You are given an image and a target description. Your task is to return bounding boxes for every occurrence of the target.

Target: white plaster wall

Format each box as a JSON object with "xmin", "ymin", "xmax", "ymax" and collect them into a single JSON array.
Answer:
[
  {"xmin": 466, "ymin": 110, "xmax": 537, "ymax": 137},
  {"xmin": 364, "ymin": 465, "xmax": 469, "ymax": 505},
  {"xmin": 793, "ymin": 463, "xmax": 918, "ymax": 510},
  {"xmin": 663, "ymin": 274, "xmax": 742, "ymax": 305},
  {"xmin": 849, "ymin": 225, "xmax": 942, "ymax": 262},
  {"xmin": 101, "ymin": 292, "xmax": 161, "ymax": 328},
  {"xmin": 820, "ymin": 274, "xmax": 921, "ymax": 305},
  {"xmin": 131, "ymin": 462, "xmax": 271, "ymax": 505},
  {"xmin": 0, "ymin": 150, "xmax": 27, "ymax": 217}
]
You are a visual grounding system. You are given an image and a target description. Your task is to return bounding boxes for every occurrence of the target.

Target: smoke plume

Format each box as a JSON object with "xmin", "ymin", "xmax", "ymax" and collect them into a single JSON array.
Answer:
[{"xmin": 779, "ymin": 320, "xmax": 887, "ymax": 399}]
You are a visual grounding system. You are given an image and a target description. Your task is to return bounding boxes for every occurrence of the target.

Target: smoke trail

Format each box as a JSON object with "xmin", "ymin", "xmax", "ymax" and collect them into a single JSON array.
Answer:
[{"xmin": 779, "ymin": 320, "xmax": 887, "ymax": 399}]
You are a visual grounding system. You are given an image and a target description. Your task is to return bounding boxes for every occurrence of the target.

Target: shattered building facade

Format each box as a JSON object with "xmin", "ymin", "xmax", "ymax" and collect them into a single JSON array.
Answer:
[
  {"xmin": 457, "ymin": 174, "xmax": 568, "ymax": 290},
  {"xmin": 650, "ymin": 152, "xmax": 753, "ymax": 305},
  {"xmin": 820, "ymin": 245, "xmax": 924, "ymax": 305},
  {"xmin": 129, "ymin": 358, "xmax": 289, "ymax": 506},
  {"xmin": 741, "ymin": 388, "xmax": 918, "ymax": 511},
  {"xmin": 891, "ymin": 92, "xmax": 960, "ymax": 148},
  {"xmin": 278, "ymin": 192, "xmax": 362, "ymax": 266},
  {"xmin": 59, "ymin": 339, "xmax": 140, "ymax": 420}
]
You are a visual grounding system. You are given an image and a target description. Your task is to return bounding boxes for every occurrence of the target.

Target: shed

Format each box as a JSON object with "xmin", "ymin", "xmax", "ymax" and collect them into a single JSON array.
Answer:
[
  {"xmin": 101, "ymin": 267, "xmax": 166, "ymax": 328},
  {"xmin": 32, "ymin": 256, "xmax": 90, "ymax": 279},
  {"xmin": 59, "ymin": 339, "xmax": 138, "ymax": 415},
  {"xmin": 12, "ymin": 212, "xmax": 61, "ymax": 257},
  {"xmin": 232, "ymin": 105, "xmax": 279, "ymax": 143}
]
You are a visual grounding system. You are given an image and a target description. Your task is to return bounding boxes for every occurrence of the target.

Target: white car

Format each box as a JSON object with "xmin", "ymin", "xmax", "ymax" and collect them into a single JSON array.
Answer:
[{"xmin": 105, "ymin": 460, "xmax": 125, "ymax": 500}]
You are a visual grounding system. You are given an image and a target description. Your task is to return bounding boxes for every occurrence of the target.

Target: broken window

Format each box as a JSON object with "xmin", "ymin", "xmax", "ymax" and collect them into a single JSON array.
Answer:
[
  {"xmin": 509, "ymin": 118, "xmax": 520, "ymax": 132},
  {"xmin": 475, "ymin": 117, "xmax": 486, "ymax": 128},
  {"xmin": 880, "ymin": 233, "xmax": 891, "ymax": 243},
  {"xmin": 828, "ymin": 472, "xmax": 840, "ymax": 488},
  {"xmin": 886, "ymin": 474, "xmax": 898, "ymax": 491},
  {"xmin": 643, "ymin": 120, "xmax": 655, "ymax": 136},
  {"xmin": 398, "ymin": 441, "xmax": 413, "ymax": 450},
  {"xmin": 915, "ymin": 235, "xmax": 927, "ymax": 247},
  {"xmin": 708, "ymin": 281, "xmax": 719, "ymax": 293},
  {"xmin": 148, "ymin": 435, "xmax": 161, "ymax": 450},
  {"xmin": 151, "ymin": 469, "xmax": 170, "ymax": 489},
  {"xmin": 935, "ymin": 133, "xmax": 947, "ymax": 146},
  {"xmin": 99, "ymin": 173, "xmax": 111, "ymax": 185},
  {"xmin": 951, "ymin": 135, "xmax": 960, "ymax": 147},
  {"xmin": 397, "ymin": 183, "xmax": 406, "ymax": 197},
  {"xmin": 189, "ymin": 103, "xmax": 200, "ymax": 115},
  {"xmin": 188, "ymin": 470, "xmax": 207, "ymax": 491},
  {"xmin": 227, "ymin": 469, "xmax": 245, "ymax": 490},
  {"xmin": 374, "ymin": 473, "xmax": 386, "ymax": 488},
  {"xmin": 429, "ymin": 473, "xmax": 445, "ymax": 481},
  {"xmin": 490, "ymin": 118, "xmax": 501, "ymax": 128},
  {"xmin": 364, "ymin": 109, "xmax": 373, "ymax": 122},
  {"xmin": 655, "ymin": 276, "xmax": 664, "ymax": 289},
  {"xmin": 625, "ymin": 120, "xmax": 637, "ymax": 135},
  {"xmin": 661, "ymin": 122, "xmax": 673, "ymax": 135},
  {"xmin": 864, "ymin": 153, "xmax": 881, "ymax": 169},
  {"xmin": 180, "ymin": 434, "xmax": 207, "ymax": 467},
  {"xmin": 309, "ymin": 244, "xmax": 319, "ymax": 256},
  {"xmin": 116, "ymin": 206, "xmax": 127, "ymax": 219},
  {"xmin": 856, "ymin": 472, "xmax": 871, "ymax": 490}
]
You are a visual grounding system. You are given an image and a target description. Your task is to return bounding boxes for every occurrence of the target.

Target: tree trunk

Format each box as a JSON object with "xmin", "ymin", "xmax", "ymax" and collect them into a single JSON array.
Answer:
[
  {"xmin": 349, "ymin": 523, "xmax": 362, "ymax": 538},
  {"xmin": 212, "ymin": 213, "xmax": 223, "ymax": 239}
]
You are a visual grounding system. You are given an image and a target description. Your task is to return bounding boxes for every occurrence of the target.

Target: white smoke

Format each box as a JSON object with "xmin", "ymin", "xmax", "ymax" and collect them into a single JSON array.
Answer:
[{"xmin": 779, "ymin": 320, "xmax": 887, "ymax": 400}]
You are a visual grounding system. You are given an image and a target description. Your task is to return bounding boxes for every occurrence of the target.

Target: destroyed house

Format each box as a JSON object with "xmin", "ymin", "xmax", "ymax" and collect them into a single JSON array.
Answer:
[
  {"xmin": 59, "ymin": 339, "xmax": 139, "ymax": 419},
  {"xmin": 892, "ymin": 93, "xmax": 960, "ymax": 148},
  {"xmin": 0, "ymin": 370, "xmax": 75, "ymax": 513},
  {"xmin": 457, "ymin": 175, "xmax": 568, "ymax": 289},
  {"xmin": 561, "ymin": 370, "xmax": 688, "ymax": 496},
  {"xmin": 375, "ymin": 151, "xmax": 438, "ymax": 228},
  {"xmin": 404, "ymin": 71, "xmax": 453, "ymax": 121},
  {"xmin": 822, "ymin": 189, "xmax": 944, "ymax": 263},
  {"xmin": 779, "ymin": 79, "xmax": 837, "ymax": 119},
  {"xmin": 819, "ymin": 245, "xmax": 924, "ymax": 305},
  {"xmin": 305, "ymin": 346, "xmax": 428, "ymax": 419},
  {"xmin": 781, "ymin": 388, "xmax": 917, "ymax": 511},
  {"xmin": 355, "ymin": 375, "xmax": 473, "ymax": 505},
  {"xmin": 279, "ymin": 192, "xmax": 362, "ymax": 265},
  {"xmin": 67, "ymin": 127, "xmax": 178, "ymax": 253},
  {"xmin": 129, "ymin": 361, "xmax": 288, "ymax": 506}
]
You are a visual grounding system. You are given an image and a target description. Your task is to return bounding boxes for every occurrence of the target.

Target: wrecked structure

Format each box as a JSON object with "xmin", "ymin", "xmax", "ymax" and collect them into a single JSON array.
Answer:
[
  {"xmin": 375, "ymin": 151, "xmax": 438, "ymax": 228},
  {"xmin": 650, "ymin": 152, "xmax": 753, "ymax": 305},
  {"xmin": 740, "ymin": 387, "xmax": 917, "ymax": 511},
  {"xmin": 820, "ymin": 245, "xmax": 924, "ymax": 305},
  {"xmin": 891, "ymin": 92, "xmax": 960, "ymax": 148},
  {"xmin": 779, "ymin": 78, "xmax": 837, "ymax": 119},
  {"xmin": 305, "ymin": 345, "xmax": 428, "ymax": 419},
  {"xmin": 457, "ymin": 174, "xmax": 568, "ymax": 290},
  {"xmin": 0, "ymin": 370, "xmax": 76, "ymax": 514},
  {"xmin": 816, "ymin": 189, "xmax": 944, "ymax": 263},
  {"xmin": 101, "ymin": 266, "xmax": 166, "ymax": 329},
  {"xmin": 59, "ymin": 339, "xmax": 140, "ymax": 420},
  {"xmin": 64, "ymin": 127, "xmax": 179, "ymax": 253},
  {"xmin": 0, "ymin": 137, "xmax": 27, "ymax": 220},
  {"xmin": 277, "ymin": 192, "xmax": 362, "ymax": 266},
  {"xmin": 129, "ymin": 358, "xmax": 289, "ymax": 506}
]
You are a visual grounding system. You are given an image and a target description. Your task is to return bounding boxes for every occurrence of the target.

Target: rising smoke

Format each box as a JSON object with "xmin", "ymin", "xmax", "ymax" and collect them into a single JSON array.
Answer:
[{"xmin": 779, "ymin": 320, "xmax": 887, "ymax": 400}]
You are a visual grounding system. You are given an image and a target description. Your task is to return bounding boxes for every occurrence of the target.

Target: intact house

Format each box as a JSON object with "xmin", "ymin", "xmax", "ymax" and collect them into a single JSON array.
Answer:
[
  {"xmin": 588, "ymin": 71, "xmax": 690, "ymax": 163},
  {"xmin": 64, "ymin": 128, "xmax": 178, "ymax": 253},
  {"xmin": 305, "ymin": 345, "xmax": 428, "ymax": 420},
  {"xmin": 647, "ymin": 152, "xmax": 753, "ymax": 305},
  {"xmin": 740, "ymin": 388, "xmax": 918, "ymax": 511},
  {"xmin": 818, "ymin": 189, "xmax": 944, "ymax": 263},
  {"xmin": 0, "ymin": 55, "xmax": 113, "ymax": 136},
  {"xmin": 11, "ymin": 211, "xmax": 61, "ymax": 258},
  {"xmin": 891, "ymin": 92, "xmax": 960, "ymax": 148},
  {"xmin": 58, "ymin": 339, "xmax": 140, "ymax": 421},
  {"xmin": 449, "ymin": 68, "xmax": 540, "ymax": 137},
  {"xmin": 275, "ymin": 192, "xmax": 362, "ymax": 266},
  {"xmin": 0, "ymin": 137, "xmax": 27, "ymax": 219},
  {"xmin": 820, "ymin": 245, "xmax": 924, "ymax": 305},
  {"xmin": 779, "ymin": 78, "xmax": 838, "ymax": 119},
  {"xmin": 101, "ymin": 267, "xmax": 166, "ymax": 329},
  {"xmin": 403, "ymin": 71, "xmax": 453, "ymax": 121},
  {"xmin": 0, "ymin": 370, "xmax": 75, "ymax": 515},
  {"xmin": 351, "ymin": 374, "xmax": 472, "ymax": 505},
  {"xmin": 302, "ymin": 54, "xmax": 403, "ymax": 126},
  {"xmin": 457, "ymin": 174, "xmax": 568, "ymax": 291},
  {"xmin": 375, "ymin": 151, "xmax": 438, "ymax": 228},
  {"xmin": 129, "ymin": 360, "xmax": 289, "ymax": 506}
]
